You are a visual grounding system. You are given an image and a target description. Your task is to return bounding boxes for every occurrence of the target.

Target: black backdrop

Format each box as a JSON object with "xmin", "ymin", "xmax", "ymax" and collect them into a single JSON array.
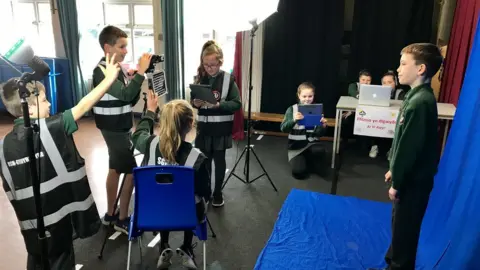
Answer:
[
  {"xmin": 348, "ymin": 0, "xmax": 435, "ymax": 84},
  {"xmin": 260, "ymin": 0, "xmax": 345, "ymax": 117}
]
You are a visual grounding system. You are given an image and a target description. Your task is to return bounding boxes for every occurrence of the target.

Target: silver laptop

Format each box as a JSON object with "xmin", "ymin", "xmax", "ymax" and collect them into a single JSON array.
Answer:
[{"xmin": 358, "ymin": 84, "xmax": 391, "ymax": 107}]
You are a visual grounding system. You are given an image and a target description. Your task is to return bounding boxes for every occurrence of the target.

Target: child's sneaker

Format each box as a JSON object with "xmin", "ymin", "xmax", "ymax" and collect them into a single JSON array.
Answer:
[
  {"xmin": 101, "ymin": 211, "xmax": 119, "ymax": 226},
  {"xmin": 369, "ymin": 145, "xmax": 378, "ymax": 158},
  {"xmin": 157, "ymin": 244, "xmax": 173, "ymax": 269},
  {"xmin": 113, "ymin": 217, "xmax": 130, "ymax": 234},
  {"xmin": 212, "ymin": 194, "xmax": 224, "ymax": 208},
  {"xmin": 176, "ymin": 244, "xmax": 197, "ymax": 269}
]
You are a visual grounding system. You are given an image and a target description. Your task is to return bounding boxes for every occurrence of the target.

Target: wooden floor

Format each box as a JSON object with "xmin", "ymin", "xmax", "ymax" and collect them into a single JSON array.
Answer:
[{"xmin": 0, "ymin": 115, "xmax": 161, "ymax": 270}]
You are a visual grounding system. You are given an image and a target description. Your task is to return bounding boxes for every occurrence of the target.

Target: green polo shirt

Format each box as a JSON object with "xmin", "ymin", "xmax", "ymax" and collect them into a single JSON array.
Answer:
[
  {"xmin": 13, "ymin": 109, "xmax": 78, "ymax": 136},
  {"xmin": 389, "ymin": 83, "xmax": 438, "ymax": 191}
]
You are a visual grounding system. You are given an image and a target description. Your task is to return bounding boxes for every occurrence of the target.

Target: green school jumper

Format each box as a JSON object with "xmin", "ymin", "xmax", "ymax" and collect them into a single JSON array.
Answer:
[
  {"xmin": 281, "ymin": 104, "xmax": 326, "ymax": 161},
  {"xmin": 389, "ymin": 83, "xmax": 439, "ymax": 191}
]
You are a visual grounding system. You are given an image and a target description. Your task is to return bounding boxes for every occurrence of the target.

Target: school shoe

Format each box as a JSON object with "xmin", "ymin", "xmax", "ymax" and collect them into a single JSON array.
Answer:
[
  {"xmin": 176, "ymin": 244, "xmax": 197, "ymax": 269},
  {"xmin": 101, "ymin": 209, "xmax": 119, "ymax": 226},
  {"xmin": 157, "ymin": 244, "xmax": 173, "ymax": 269},
  {"xmin": 369, "ymin": 145, "xmax": 379, "ymax": 158},
  {"xmin": 212, "ymin": 194, "xmax": 225, "ymax": 207},
  {"xmin": 114, "ymin": 217, "xmax": 130, "ymax": 234}
]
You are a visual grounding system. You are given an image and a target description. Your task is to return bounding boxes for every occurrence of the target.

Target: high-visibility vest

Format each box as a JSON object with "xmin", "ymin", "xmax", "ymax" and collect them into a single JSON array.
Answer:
[
  {"xmin": 196, "ymin": 71, "xmax": 235, "ymax": 136},
  {"xmin": 0, "ymin": 114, "xmax": 100, "ymax": 256}
]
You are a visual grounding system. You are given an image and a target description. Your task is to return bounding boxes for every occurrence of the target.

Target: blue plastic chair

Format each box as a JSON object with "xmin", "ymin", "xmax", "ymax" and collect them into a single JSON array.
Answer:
[{"xmin": 127, "ymin": 165, "xmax": 209, "ymax": 270}]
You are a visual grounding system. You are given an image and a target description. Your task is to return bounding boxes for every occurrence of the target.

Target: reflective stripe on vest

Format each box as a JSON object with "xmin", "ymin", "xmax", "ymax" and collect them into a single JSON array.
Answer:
[
  {"xmin": 20, "ymin": 195, "xmax": 95, "ymax": 230},
  {"xmin": 148, "ymin": 136, "xmax": 160, "ymax": 165},
  {"xmin": 196, "ymin": 72, "xmax": 232, "ymax": 117},
  {"xmin": 147, "ymin": 137, "xmax": 201, "ymax": 168},
  {"xmin": 221, "ymin": 73, "xmax": 230, "ymax": 101},
  {"xmin": 93, "ymin": 105, "xmax": 132, "ymax": 115},
  {"xmin": 0, "ymin": 140, "xmax": 15, "ymax": 200},
  {"xmin": 196, "ymin": 115, "xmax": 234, "ymax": 123},
  {"xmin": 147, "ymin": 138, "xmax": 202, "ymax": 203},
  {"xmin": 0, "ymin": 119, "xmax": 91, "ymax": 230},
  {"xmin": 93, "ymin": 64, "xmax": 132, "ymax": 115},
  {"xmin": 288, "ymin": 104, "xmax": 307, "ymax": 141}
]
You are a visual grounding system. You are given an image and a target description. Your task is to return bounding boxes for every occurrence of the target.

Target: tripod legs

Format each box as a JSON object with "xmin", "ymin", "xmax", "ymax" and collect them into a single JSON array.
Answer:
[
  {"xmin": 222, "ymin": 145, "xmax": 277, "ymax": 192},
  {"xmin": 249, "ymin": 147, "xmax": 278, "ymax": 191},
  {"xmin": 98, "ymin": 173, "xmax": 127, "ymax": 259},
  {"xmin": 206, "ymin": 216, "xmax": 217, "ymax": 238}
]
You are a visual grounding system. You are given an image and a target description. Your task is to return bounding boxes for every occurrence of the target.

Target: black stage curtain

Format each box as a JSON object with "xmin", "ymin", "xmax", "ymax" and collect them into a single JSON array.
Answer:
[
  {"xmin": 260, "ymin": 0, "xmax": 345, "ymax": 117},
  {"xmin": 348, "ymin": 0, "xmax": 434, "ymax": 84}
]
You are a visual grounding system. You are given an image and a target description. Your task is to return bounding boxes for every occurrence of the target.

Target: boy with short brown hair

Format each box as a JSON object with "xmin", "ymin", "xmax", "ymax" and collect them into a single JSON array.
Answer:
[
  {"xmin": 0, "ymin": 54, "xmax": 120, "ymax": 269},
  {"xmin": 92, "ymin": 25, "xmax": 152, "ymax": 233},
  {"xmin": 370, "ymin": 43, "xmax": 443, "ymax": 270}
]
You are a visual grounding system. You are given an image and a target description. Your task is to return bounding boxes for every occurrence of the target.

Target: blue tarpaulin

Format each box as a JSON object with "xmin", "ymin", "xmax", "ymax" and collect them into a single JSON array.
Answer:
[{"xmin": 255, "ymin": 17, "xmax": 480, "ymax": 269}]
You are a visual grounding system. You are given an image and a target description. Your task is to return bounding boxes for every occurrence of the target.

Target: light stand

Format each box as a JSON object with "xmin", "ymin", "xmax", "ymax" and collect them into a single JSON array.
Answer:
[
  {"xmin": 222, "ymin": 20, "xmax": 278, "ymax": 192},
  {"xmin": 17, "ymin": 73, "xmax": 50, "ymax": 270}
]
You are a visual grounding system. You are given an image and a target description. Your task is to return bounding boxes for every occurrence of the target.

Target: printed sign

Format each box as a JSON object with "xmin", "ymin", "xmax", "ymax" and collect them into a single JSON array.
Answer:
[{"xmin": 353, "ymin": 106, "xmax": 399, "ymax": 138}]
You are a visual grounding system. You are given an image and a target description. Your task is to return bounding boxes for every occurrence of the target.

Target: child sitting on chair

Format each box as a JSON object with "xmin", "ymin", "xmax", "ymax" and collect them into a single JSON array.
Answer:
[
  {"xmin": 280, "ymin": 82, "xmax": 328, "ymax": 179},
  {"xmin": 132, "ymin": 92, "xmax": 211, "ymax": 270}
]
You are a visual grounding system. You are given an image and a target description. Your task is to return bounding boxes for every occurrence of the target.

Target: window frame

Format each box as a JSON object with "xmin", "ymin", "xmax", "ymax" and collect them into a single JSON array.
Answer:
[{"xmin": 103, "ymin": 0, "xmax": 154, "ymax": 64}]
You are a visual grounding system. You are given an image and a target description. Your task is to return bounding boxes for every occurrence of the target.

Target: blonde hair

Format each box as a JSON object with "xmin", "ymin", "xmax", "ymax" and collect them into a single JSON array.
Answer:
[
  {"xmin": 297, "ymin": 82, "xmax": 315, "ymax": 95},
  {"xmin": 158, "ymin": 99, "xmax": 195, "ymax": 164},
  {"xmin": 195, "ymin": 40, "xmax": 224, "ymax": 83},
  {"xmin": 0, "ymin": 78, "xmax": 45, "ymax": 117}
]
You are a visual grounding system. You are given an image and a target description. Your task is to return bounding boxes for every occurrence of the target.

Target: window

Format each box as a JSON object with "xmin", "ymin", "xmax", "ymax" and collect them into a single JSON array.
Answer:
[
  {"xmin": 103, "ymin": 1, "xmax": 154, "ymax": 66},
  {"xmin": 10, "ymin": 0, "xmax": 56, "ymax": 57},
  {"xmin": 184, "ymin": 0, "xmax": 236, "ymax": 86}
]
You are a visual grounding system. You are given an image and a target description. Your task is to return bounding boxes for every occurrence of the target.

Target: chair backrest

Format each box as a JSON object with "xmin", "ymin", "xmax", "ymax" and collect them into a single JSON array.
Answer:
[{"xmin": 132, "ymin": 165, "xmax": 197, "ymax": 232}]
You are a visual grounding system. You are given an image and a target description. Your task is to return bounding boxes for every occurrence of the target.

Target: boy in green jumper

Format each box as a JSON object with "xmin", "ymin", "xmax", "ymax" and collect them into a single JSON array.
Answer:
[
  {"xmin": 92, "ymin": 25, "xmax": 152, "ymax": 233},
  {"xmin": 370, "ymin": 43, "xmax": 443, "ymax": 270},
  {"xmin": 0, "ymin": 54, "xmax": 120, "ymax": 269}
]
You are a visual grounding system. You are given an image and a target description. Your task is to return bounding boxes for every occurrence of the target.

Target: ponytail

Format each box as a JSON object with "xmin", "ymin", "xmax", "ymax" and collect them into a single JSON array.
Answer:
[
  {"xmin": 195, "ymin": 40, "xmax": 224, "ymax": 84},
  {"xmin": 158, "ymin": 100, "xmax": 195, "ymax": 164}
]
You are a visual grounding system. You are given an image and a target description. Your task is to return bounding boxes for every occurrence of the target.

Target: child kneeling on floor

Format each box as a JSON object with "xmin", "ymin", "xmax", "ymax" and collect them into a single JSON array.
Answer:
[
  {"xmin": 132, "ymin": 92, "xmax": 211, "ymax": 269},
  {"xmin": 280, "ymin": 82, "xmax": 328, "ymax": 179}
]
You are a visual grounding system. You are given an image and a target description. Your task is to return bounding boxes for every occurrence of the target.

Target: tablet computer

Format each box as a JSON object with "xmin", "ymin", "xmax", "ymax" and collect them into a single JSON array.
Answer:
[
  {"xmin": 189, "ymin": 84, "xmax": 217, "ymax": 104},
  {"xmin": 298, "ymin": 104, "xmax": 323, "ymax": 127}
]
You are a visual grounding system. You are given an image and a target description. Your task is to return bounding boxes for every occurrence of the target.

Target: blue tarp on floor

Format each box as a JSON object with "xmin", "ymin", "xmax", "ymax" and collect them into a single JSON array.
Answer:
[
  {"xmin": 255, "ymin": 16, "xmax": 480, "ymax": 270},
  {"xmin": 254, "ymin": 189, "xmax": 392, "ymax": 270}
]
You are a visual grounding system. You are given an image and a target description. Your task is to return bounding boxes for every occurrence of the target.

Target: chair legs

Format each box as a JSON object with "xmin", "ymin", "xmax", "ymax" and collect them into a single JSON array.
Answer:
[
  {"xmin": 138, "ymin": 237, "xmax": 143, "ymax": 266},
  {"xmin": 206, "ymin": 216, "xmax": 217, "ymax": 238},
  {"xmin": 126, "ymin": 237, "xmax": 143, "ymax": 270},
  {"xmin": 203, "ymin": 241, "xmax": 207, "ymax": 270},
  {"xmin": 127, "ymin": 240, "xmax": 132, "ymax": 270}
]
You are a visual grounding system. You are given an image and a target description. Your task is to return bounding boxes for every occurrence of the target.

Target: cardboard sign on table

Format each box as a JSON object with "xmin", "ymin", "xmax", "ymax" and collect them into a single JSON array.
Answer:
[{"xmin": 353, "ymin": 106, "xmax": 398, "ymax": 138}]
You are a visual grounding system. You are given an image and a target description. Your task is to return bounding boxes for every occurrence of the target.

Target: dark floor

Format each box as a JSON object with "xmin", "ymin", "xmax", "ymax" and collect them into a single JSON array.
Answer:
[{"xmin": 0, "ymin": 116, "xmax": 391, "ymax": 270}]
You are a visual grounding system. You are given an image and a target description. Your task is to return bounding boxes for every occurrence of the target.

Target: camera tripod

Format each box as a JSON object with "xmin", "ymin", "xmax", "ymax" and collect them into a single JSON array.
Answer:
[{"xmin": 221, "ymin": 20, "xmax": 277, "ymax": 192}]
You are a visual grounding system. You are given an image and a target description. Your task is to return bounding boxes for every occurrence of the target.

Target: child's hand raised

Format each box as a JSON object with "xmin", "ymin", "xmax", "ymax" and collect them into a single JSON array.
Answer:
[
  {"xmin": 137, "ymin": 53, "xmax": 153, "ymax": 75},
  {"xmin": 104, "ymin": 53, "xmax": 120, "ymax": 83},
  {"xmin": 320, "ymin": 116, "xmax": 328, "ymax": 128},
  {"xmin": 294, "ymin": 112, "xmax": 304, "ymax": 121},
  {"xmin": 147, "ymin": 90, "xmax": 158, "ymax": 113}
]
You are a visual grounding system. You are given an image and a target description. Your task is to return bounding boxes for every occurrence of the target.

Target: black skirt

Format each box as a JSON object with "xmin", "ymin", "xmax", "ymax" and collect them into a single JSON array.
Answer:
[{"xmin": 194, "ymin": 134, "xmax": 233, "ymax": 152}]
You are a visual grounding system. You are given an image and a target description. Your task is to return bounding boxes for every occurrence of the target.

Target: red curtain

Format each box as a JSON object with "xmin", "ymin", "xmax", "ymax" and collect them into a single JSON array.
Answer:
[
  {"xmin": 232, "ymin": 31, "xmax": 245, "ymax": 141},
  {"xmin": 439, "ymin": 0, "xmax": 480, "ymax": 105}
]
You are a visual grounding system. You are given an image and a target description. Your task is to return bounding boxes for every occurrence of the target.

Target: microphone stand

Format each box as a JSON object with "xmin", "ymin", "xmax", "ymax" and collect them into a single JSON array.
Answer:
[
  {"xmin": 17, "ymin": 73, "xmax": 50, "ymax": 270},
  {"xmin": 221, "ymin": 20, "xmax": 278, "ymax": 192}
]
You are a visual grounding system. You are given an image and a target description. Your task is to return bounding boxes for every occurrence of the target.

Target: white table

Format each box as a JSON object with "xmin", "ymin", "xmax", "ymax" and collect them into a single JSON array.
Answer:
[{"xmin": 331, "ymin": 96, "xmax": 457, "ymax": 168}]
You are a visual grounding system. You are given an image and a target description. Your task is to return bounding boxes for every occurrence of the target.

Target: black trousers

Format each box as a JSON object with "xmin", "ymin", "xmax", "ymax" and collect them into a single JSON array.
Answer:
[
  {"xmin": 385, "ymin": 185, "xmax": 432, "ymax": 270},
  {"xmin": 289, "ymin": 144, "xmax": 327, "ymax": 179}
]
